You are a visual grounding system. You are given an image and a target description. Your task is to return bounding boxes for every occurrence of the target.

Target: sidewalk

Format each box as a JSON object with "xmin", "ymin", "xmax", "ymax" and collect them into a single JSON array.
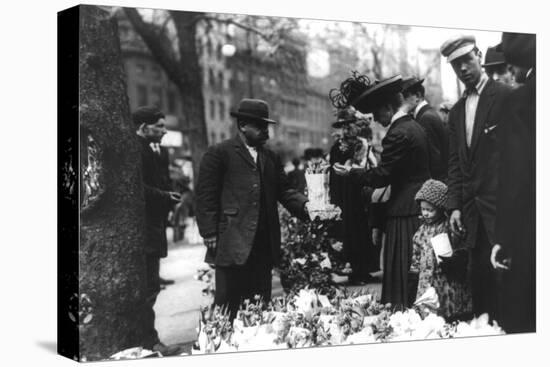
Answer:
[{"xmin": 154, "ymin": 227, "xmax": 381, "ymax": 346}]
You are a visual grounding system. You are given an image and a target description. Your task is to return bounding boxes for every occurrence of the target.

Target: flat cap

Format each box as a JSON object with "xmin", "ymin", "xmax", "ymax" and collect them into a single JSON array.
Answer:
[
  {"xmin": 440, "ymin": 35, "xmax": 476, "ymax": 62},
  {"xmin": 132, "ymin": 106, "xmax": 165, "ymax": 126}
]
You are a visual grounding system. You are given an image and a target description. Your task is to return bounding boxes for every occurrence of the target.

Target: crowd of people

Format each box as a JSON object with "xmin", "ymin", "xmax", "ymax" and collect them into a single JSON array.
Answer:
[
  {"xmin": 328, "ymin": 32, "xmax": 535, "ymax": 332},
  {"xmin": 132, "ymin": 31, "xmax": 535, "ymax": 354}
]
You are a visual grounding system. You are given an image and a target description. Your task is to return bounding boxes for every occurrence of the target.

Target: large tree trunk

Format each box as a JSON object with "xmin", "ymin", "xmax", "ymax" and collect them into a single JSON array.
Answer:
[{"xmin": 78, "ymin": 5, "xmax": 148, "ymax": 360}]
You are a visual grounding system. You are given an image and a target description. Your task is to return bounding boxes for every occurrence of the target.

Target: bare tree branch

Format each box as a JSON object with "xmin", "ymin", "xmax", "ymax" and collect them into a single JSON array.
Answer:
[{"xmin": 123, "ymin": 8, "xmax": 186, "ymax": 92}]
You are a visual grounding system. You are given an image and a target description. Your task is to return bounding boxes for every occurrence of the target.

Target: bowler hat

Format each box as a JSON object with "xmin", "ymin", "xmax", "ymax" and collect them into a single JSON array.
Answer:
[
  {"xmin": 401, "ymin": 76, "xmax": 425, "ymax": 94},
  {"xmin": 132, "ymin": 106, "xmax": 165, "ymax": 126},
  {"xmin": 350, "ymin": 75, "xmax": 403, "ymax": 114},
  {"xmin": 230, "ymin": 98, "xmax": 277, "ymax": 124},
  {"xmin": 483, "ymin": 46, "xmax": 506, "ymax": 67},
  {"xmin": 440, "ymin": 35, "xmax": 476, "ymax": 62}
]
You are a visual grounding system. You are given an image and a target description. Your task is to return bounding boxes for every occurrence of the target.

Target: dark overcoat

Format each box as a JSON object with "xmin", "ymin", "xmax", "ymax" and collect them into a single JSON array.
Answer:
[
  {"xmin": 196, "ymin": 136, "xmax": 308, "ymax": 267},
  {"xmin": 446, "ymin": 79, "xmax": 513, "ymax": 249},
  {"xmin": 416, "ymin": 104, "xmax": 450, "ymax": 181},
  {"xmin": 139, "ymin": 137, "xmax": 172, "ymax": 258},
  {"xmin": 496, "ymin": 74, "xmax": 536, "ymax": 332},
  {"xmin": 354, "ymin": 115, "xmax": 430, "ymax": 216}
]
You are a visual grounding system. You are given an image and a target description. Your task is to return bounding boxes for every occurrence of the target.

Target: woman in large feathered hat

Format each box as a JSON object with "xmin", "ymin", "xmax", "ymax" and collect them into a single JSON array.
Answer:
[{"xmin": 331, "ymin": 71, "xmax": 431, "ymax": 308}]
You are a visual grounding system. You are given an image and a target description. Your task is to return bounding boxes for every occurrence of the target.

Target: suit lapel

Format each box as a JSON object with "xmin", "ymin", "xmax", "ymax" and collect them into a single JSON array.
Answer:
[
  {"xmin": 257, "ymin": 147, "xmax": 266, "ymax": 175},
  {"xmin": 454, "ymin": 98, "xmax": 469, "ymax": 163},
  {"xmin": 470, "ymin": 79, "xmax": 497, "ymax": 156},
  {"xmin": 232, "ymin": 136, "xmax": 257, "ymax": 169},
  {"xmin": 416, "ymin": 104, "xmax": 430, "ymax": 120}
]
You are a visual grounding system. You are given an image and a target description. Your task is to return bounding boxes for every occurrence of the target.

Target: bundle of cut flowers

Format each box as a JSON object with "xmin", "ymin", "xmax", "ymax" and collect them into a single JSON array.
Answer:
[
  {"xmin": 192, "ymin": 287, "xmax": 505, "ymax": 354},
  {"xmin": 195, "ymin": 263, "xmax": 215, "ymax": 297},
  {"xmin": 278, "ymin": 208, "xmax": 346, "ymax": 295}
]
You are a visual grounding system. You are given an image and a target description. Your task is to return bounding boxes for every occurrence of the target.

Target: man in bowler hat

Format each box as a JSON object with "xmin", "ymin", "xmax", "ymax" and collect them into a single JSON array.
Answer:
[
  {"xmin": 483, "ymin": 46, "xmax": 516, "ymax": 87},
  {"xmin": 440, "ymin": 35, "xmax": 512, "ymax": 320},
  {"xmin": 133, "ymin": 106, "xmax": 183, "ymax": 355},
  {"xmin": 196, "ymin": 99, "xmax": 310, "ymax": 319}
]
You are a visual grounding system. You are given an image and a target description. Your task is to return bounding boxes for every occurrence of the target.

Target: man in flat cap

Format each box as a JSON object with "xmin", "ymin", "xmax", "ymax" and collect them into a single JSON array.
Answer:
[
  {"xmin": 133, "ymin": 106, "xmax": 183, "ymax": 355},
  {"xmin": 440, "ymin": 35, "xmax": 513, "ymax": 321},
  {"xmin": 492, "ymin": 32, "xmax": 536, "ymax": 333},
  {"xmin": 402, "ymin": 77, "xmax": 450, "ymax": 181},
  {"xmin": 196, "ymin": 98, "xmax": 310, "ymax": 319}
]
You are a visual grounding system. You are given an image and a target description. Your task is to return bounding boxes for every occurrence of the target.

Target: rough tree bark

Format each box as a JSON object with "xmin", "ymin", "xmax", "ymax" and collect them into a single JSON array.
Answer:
[{"xmin": 78, "ymin": 5, "xmax": 149, "ymax": 361}]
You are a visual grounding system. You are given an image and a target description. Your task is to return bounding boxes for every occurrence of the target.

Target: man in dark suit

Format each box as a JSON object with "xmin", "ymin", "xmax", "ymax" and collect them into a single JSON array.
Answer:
[
  {"xmin": 133, "ymin": 106, "xmax": 182, "ymax": 354},
  {"xmin": 491, "ymin": 32, "xmax": 536, "ymax": 333},
  {"xmin": 402, "ymin": 77, "xmax": 450, "ymax": 181},
  {"xmin": 196, "ymin": 99, "xmax": 309, "ymax": 319},
  {"xmin": 440, "ymin": 35, "xmax": 513, "ymax": 320}
]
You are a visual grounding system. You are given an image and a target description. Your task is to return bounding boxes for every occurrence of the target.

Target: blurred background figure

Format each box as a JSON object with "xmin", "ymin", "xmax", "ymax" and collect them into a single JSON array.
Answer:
[
  {"xmin": 438, "ymin": 101, "xmax": 454, "ymax": 126},
  {"xmin": 287, "ymin": 157, "xmax": 307, "ymax": 194},
  {"xmin": 483, "ymin": 46, "xmax": 517, "ymax": 87},
  {"xmin": 170, "ymin": 174, "xmax": 196, "ymax": 243}
]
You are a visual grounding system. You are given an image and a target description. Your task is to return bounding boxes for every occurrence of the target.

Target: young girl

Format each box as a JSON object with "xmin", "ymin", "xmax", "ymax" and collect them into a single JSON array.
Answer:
[{"xmin": 410, "ymin": 179, "xmax": 472, "ymax": 320}]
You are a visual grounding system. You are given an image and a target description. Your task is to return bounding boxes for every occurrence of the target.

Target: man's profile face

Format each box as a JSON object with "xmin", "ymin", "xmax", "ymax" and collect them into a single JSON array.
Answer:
[
  {"xmin": 451, "ymin": 50, "xmax": 483, "ymax": 88},
  {"xmin": 143, "ymin": 118, "xmax": 167, "ymax": 143},
  {"xmin": 403, "ymin": 92, "xmax": 420, "ymax": 112},
  {"xmin": 240, "ymin": 119, "xmax": 269, "ymax": 147}
]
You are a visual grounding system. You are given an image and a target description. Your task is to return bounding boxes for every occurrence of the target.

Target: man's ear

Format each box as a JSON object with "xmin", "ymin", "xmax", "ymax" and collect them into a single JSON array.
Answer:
[{"xmin": 237, "ymin": 120, "xmax": 246, "ymax": 132}]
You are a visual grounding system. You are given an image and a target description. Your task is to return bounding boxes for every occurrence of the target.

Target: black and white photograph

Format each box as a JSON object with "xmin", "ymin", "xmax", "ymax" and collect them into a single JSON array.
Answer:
[{"xmin": 3, "ymin": 0, "xmax": 547, "ymax": 366}]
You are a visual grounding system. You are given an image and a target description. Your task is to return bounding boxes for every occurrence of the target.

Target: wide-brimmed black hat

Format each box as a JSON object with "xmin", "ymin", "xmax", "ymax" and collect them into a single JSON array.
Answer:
[
  {"xmin": 401, "ymin": 76, "xmax": 424, "ymax": 94},
  {"xmin": 496, "ymin": 32, "xmax": 536, "ymax": 69},
  {"xmin": 351, "ymin": 75, "xmax": 403, "ymax": 113},
  {"xmin": 331, "ymin": 107, "xmax": 357, "ymax": 128},
  {"xmin": 230, "ymin": 98, "xmax": 277, "ymax": 124},
  {"xmin": 483, "ymin": 46, "xmax": 506, "ymax": 67}
]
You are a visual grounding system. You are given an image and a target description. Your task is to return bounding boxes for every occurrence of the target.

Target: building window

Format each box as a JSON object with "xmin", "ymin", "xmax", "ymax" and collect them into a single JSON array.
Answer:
[
  {"xmin": 210, "ymin": 131, "xmax": 216, "ymax": 144},
  {"xmin": 210, "ymin": 100, "xmax": 216, "ymax": 120},
  {"xmin": 151, "ymin": 86, "xmax": 163, "ymax": 108},
  {"xmin": 151, "ymin": 66, "xmax": 162, "ymax": 80},
  {"xmin": 136, "ymin": 63, "xmax": 146, "ymax": 75},
  {"xmin": 167, "ymin": 91, "xmax": 176, "ymax": 113},
  {"xmin": 218, "ymin": 71, "xmax": 224, "ymax": 90},
  {"xmin": 209, "ymin": 68, "xmax": 216, "ymax": 88},
  {"xmin": 206, "ymin": 38, "xmax": 213, "ymax": 58},
  {"xmin": 219, "ymin": 101, "xmax": 225, "ymax": 120},
  {"xmin": 220, "ymin": 132, "xmax": 226, "ymax": 141},
  {"xmin": 217, "ymin": 44, "xmax": 223, "ymax": 60},
  {"xmin": 137, "ymin": 84, "xmax": 148, "ymax": 106}
]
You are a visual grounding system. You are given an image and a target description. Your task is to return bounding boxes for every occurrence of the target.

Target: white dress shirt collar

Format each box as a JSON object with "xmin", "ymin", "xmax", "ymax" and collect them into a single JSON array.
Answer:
[
  {"xmin": 414, "ymin": 100, "xmax": 429, "ymax": 120},
  {"xmin": 244, "ymin": 142, "xmax": 258, "ymax": 163},
  {"xmin": 390, "ymin": 110, "xmax": 409, "ymax": 126}
]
